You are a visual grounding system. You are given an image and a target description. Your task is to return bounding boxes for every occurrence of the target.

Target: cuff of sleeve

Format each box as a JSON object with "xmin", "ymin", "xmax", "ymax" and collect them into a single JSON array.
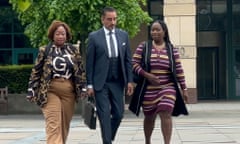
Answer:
[
  {"xmin": 27, "ymin": 88, "xmax": 34, "ymax": 97},
  {"xmin": 87, "ymin": 85, "xmax": 93, "ymax": 89},
  {"xmin": 139, "ymin": 69, "xmax": 145, "ymax": 76},
  {"xmin": 82, "ymin": 88, "xmax": 87, "ymax": 92}
]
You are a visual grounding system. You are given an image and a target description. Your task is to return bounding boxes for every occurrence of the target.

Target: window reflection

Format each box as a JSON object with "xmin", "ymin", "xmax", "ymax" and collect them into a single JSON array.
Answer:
[
  {"xmin": 148, "ymin": 0, "xmax": 163, "ymax": 20},
  {"xmin": 14, "ymin": 19, "xmax": 24, "ymax": 33},
  {"xmin": 0, "ymin": 35, "xmax": 11, "ymax": 49},
  {"xmin": 14, "ymin": 34, "xmax": 31, "ymax": 48},
  {"xmin": 212, "ymin": 1, "xmax": 226, "ymax": 14},
  {"xmin": 232, "ymin": 1, "xmax": 240, "ymax": 29},
  {"xmin": 150, "ymin": 1, "xmax": 163, "ymax": 16},
  {"xmin": 197, "ymin": 0, "xmax": 226, "ymax": 31},
  {"xmin": 232, "ymin": 0, "xmax": 240, "ymax": 45},
  {"xmin": 0, "ymin": 51, "xmax": 11, "ymax": 64},
  {"xmin": 18, "ymin": 53, "xmax": 33, "ymax": 64},
  {"xmin": 235, "ymin": 50, "xmax": 240, "ymax": 77},
  {"xmin": 235, "ymin": 50, "xmax": 240, "ymax": 96},
  {"xmin": 0, "ymin": 7, "xmax": 13, "ymax": 33},
  {"xmin": 0, "ymin": 5, "xmax": 35, "ymax": 64}
]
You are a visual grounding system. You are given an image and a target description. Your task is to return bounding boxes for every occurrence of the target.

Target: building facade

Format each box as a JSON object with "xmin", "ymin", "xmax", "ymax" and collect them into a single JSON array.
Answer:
[
  {"xmin": 0, "ymin": 0, "xmax": 38, "ymax": 65},
  {"xmin": 0, "ymin": 0, "xmax": 240, "ymax": 102}
]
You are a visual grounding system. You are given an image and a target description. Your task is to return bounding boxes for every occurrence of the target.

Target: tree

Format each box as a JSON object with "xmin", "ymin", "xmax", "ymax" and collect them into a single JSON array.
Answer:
[{"xmin": 9, "ymin": 0, "xmax": 152, "ymax": 48}]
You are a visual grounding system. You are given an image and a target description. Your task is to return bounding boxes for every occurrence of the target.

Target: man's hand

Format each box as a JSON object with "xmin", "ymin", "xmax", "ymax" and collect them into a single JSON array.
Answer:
[
  {"xmin": 126, "ymin": 83, "xmax": 134, "ymax": 96},
  {"xmin": 87, "ymin": 88, "xmax": 95, "ymax": 97}
]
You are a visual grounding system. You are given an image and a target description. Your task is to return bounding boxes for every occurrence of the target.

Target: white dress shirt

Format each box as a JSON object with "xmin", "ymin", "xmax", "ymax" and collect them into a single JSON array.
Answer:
[{"xmin": 103, "ymin": 27, "xmax": 118, "ymax": 57}]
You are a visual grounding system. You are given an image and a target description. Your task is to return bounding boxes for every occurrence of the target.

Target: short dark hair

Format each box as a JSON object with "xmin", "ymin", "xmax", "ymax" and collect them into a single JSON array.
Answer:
[
  {"xmin": 47, "ymin": 20, "xmax": 72, "ymax": 41},
  {"xmin": 101, "ymin": 7, "xmax": 116, "ymax": 17}
]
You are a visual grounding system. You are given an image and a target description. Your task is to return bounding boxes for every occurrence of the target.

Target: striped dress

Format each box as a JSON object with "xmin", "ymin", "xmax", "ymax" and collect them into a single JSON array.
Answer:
[{"xmin": 132, "ymin": 42, "xmax": 187, "ymax": 115}]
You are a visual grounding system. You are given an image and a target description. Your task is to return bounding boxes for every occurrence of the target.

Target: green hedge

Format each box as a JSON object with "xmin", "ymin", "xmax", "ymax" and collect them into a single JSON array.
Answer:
[{"xmin": 0, "ymin": 65, "xmax": 33, "ymax": 93}]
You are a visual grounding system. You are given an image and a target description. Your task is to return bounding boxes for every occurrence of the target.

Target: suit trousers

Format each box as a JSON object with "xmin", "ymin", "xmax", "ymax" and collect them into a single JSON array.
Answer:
[
  {"xmin": 95, "ymin": 81, "xmax": 124, "ymax": 144},
  {"xmin": 41, "ymin": 78, "xmax": 75, "ymax": 144}
]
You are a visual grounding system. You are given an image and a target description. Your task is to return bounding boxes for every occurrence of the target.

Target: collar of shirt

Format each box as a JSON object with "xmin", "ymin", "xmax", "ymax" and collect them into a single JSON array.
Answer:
[
  {"xmin": 52, "ymin": 43, "xmax": 67, "ymax": 49},
  {"xmin": 103, "ymin": 27, "xmax": 115, "ymax": 35}
]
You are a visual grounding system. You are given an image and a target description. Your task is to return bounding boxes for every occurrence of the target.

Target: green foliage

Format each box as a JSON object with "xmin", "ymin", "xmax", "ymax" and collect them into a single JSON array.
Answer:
[
  {"xmin": 9, "ymin": 0, "xmax": 152, "ymax": 47},
  {"xmin": 0, "ymin": 65, "xmax": 33, "ymax": 93}
]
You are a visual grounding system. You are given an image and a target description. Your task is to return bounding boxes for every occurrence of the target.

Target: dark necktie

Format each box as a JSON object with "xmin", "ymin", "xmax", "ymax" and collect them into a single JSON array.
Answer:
[{"xmin": 109, "ymin": 31, "xmax": 116, "ymax": 57}]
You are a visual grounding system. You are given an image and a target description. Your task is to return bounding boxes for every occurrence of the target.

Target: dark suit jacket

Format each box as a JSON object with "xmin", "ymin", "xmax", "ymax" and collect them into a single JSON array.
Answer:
[{"xmin": 86, "ymin": 28, "xmax": 133, "ymax": 91}]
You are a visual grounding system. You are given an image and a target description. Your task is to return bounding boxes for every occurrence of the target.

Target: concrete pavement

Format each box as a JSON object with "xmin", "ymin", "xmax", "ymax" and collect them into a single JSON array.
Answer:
[{"xmin": 1, "ymin": 101, "xmax": 240, "ymax": 144}]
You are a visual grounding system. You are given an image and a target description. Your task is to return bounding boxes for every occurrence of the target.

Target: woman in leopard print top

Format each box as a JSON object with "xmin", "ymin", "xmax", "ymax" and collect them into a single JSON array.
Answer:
[{"xmin": 26, "ymin": 20, "xmax": 86, "ymax": 144}]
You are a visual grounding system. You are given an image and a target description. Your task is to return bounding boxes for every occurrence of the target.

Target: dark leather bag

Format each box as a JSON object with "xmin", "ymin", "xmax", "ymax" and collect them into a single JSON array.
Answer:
[{"xmin": 83, "ymin": 97, "xmax": 97, "ymax": 129}]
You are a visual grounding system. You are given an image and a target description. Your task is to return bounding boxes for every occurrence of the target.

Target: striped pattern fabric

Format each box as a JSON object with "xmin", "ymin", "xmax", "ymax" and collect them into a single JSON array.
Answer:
[{"xmin": 132, "ymin": 42, "xmax": 187, "ymax": 115}]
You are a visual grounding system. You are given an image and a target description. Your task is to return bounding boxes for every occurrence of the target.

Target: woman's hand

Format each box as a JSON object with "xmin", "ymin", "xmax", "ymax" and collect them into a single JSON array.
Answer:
[
  {"xmin": 144, "ymin": 72, "xmax": 160, "ymax": 85},
  {"xmin": 26, "ymin": 95, "xmax": 35, "ymax": 102},
  {"xmin": 182, "ymin": 89, "xmax": 189, "ymax": 103}
]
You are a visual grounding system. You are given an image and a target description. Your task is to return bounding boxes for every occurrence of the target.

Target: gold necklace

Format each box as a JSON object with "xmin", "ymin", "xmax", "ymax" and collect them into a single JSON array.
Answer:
[{"xmin": 153, "ymin": 41, "xmax": 165, "ymax": 50}]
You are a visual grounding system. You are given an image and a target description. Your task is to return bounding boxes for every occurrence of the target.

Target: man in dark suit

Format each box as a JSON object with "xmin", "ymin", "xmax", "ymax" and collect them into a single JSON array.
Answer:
[{"xmin": 86, "ymin": 7, "xmax": 134, "ymax": 144}]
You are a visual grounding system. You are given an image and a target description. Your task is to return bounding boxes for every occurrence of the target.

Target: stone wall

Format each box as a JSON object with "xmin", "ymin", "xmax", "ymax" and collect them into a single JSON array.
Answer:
[
  {"xmin": 4, "ymin": 94, "xmax": 84, "ymax": 115},
  {"xmin": 164, "ymin": 0, "xmax": 197, "ymax": 103}
]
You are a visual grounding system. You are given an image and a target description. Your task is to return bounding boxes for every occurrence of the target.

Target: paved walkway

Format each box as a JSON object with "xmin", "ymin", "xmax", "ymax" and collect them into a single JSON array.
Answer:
[{"xmin": 1, "ymin": 101, "xmax": 240, "ymax": 144}]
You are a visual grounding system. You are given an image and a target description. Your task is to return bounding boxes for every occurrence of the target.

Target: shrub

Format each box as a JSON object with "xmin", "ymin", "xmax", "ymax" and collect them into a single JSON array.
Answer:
[{"xmin": 0, "ymin": 65, "xmax": 33, "ymax": 93}]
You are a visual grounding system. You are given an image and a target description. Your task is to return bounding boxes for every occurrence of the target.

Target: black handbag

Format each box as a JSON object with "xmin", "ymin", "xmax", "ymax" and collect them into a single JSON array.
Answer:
[{"xmin": 83, "ymin": 97, "xmax": 97, "ymax": 129}]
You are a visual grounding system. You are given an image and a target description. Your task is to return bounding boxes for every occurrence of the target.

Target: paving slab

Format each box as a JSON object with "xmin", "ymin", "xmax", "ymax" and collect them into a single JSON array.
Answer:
[{"xmin": 0, "ymin": 101, "xmax": 240, "ymax": 144}]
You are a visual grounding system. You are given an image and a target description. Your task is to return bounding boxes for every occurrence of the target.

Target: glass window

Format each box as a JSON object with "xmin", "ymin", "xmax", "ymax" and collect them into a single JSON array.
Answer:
[
  {"xmin": 232, "ymin": 0, "xmax": 240, "ymax": 29},
  {"xmin": 0, "ymin": 34, "xmax": 11, "ymax": 49},
  {"xmin": 13, "ymin": 19, "xmax": 24, "ymax": 33},
  {"xmin": 197, "ymin": 0, "xmax": 211, "ymax": 14},
  {"xmin": 197, "ymin": 0, "xmax": 227, "ymax": 31},
  {"xmin": 150, "ymin": 1, "xmax": 163, "ymax": 15},
  {"xmin": 235, "ymin": 49, "xmax": 240, "ymax": 96},
  {"xmin": 235, "ymin": 50, "xmax": 240, "ymax": 77},
  {"xmin": 18, "ymin": 53, "xmax": 34, "ymax": 64},
  {"xmin": 212, "ymin": 1, "xmax": 226, "ymax": 14},
  {"xmin": 0, "ymin": 0, "xmax": 11, "ymax": 6},
  {"xmin": 232, "ymin": 31, "xmax": 240, "ymax": 46},
  {"xmin": 0, "ymin": 4, "xmax": 34, "ymax": 64},
  {"xmin": 0, "ymin": 7, "xmax": 13, "ymax": 33},
  {"xmin": 148, "ymin": 0, "xmax": 163, "ymax": 20},
  {"xmin": 232, "ymin": 0, "xmax": 240, "ymax": 46},
  {"xmin": 197, "ymin": 0, "xmax": 211, "ymax": 30},
  {"xmin": 0, "ymin": 50, "xmax": 11, "ymax": 65},
  {"xmin": 14, "ymin": 34, "xmax": 31, "ymax": 48}
]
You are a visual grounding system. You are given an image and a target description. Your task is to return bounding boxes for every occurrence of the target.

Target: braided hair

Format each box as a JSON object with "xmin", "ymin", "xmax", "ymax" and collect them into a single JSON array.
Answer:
[{"xmin": 151, "ymin": 20, "xmax": 172, "ymax": 44}]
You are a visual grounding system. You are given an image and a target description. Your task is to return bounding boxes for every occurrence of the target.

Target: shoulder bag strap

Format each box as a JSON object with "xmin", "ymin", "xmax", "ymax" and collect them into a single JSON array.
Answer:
[
  {"xmin": 145, "ymin": 40, "xmax": 152, "ymax": 72},
  {"xmin": 144, "ymin": 41, "xmax": 148, "ymax": 68}
]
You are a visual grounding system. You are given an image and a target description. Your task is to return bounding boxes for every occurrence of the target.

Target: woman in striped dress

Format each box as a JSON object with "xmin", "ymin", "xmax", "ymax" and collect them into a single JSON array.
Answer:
[{"xmin": 132, "ymin": 20, "xmax": 188, "ymax": 144}]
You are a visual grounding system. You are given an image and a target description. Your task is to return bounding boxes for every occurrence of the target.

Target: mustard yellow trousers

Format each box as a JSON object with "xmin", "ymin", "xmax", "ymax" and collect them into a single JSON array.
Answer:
[{"xmin": 41, "ymin": 78, "xmax": 75, "ymax": 144}]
